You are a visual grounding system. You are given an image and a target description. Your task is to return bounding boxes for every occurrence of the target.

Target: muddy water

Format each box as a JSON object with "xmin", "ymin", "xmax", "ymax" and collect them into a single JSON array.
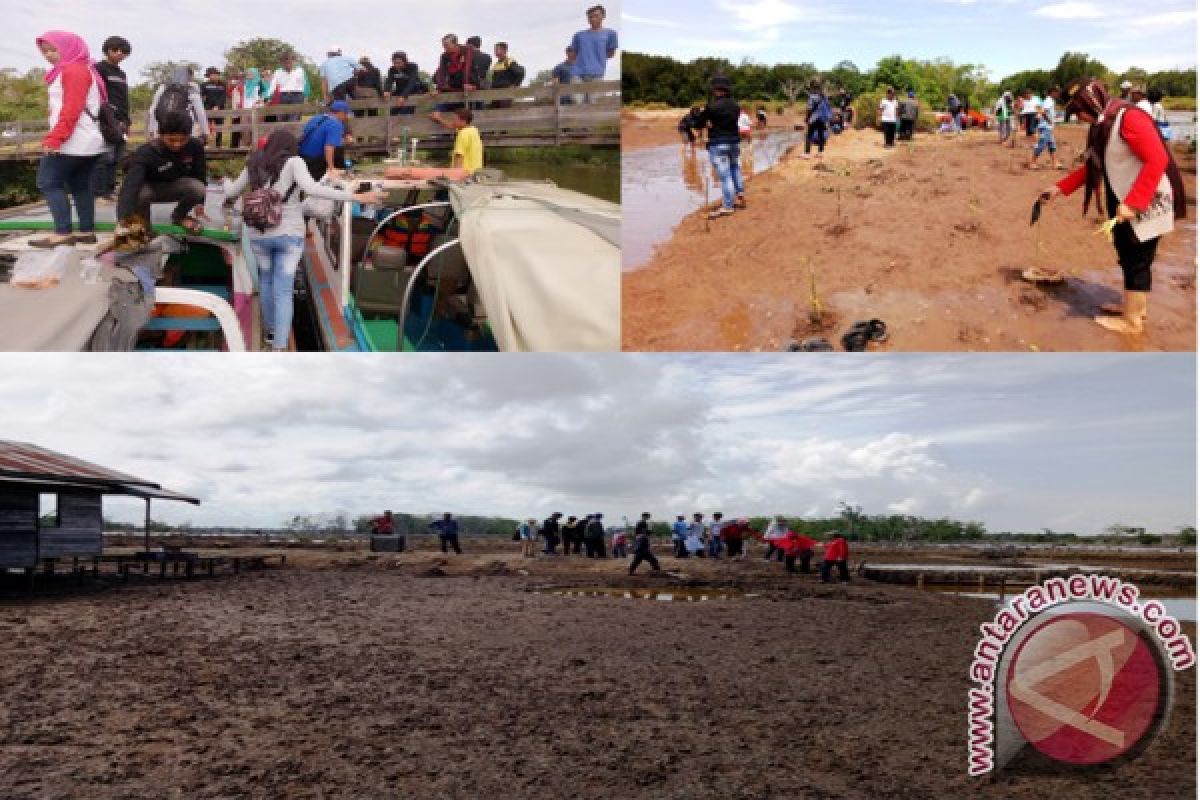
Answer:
[
  {"xmin": 536, "ymin": 586, "xmax": 747, "ymax": 602},
  {"xmin": 622, "ymin": 131, "xmax": 803, "ymax": 271},
  {"xmin": 499, "ymin": 162, "xmax": 620, "ymax": 204}
]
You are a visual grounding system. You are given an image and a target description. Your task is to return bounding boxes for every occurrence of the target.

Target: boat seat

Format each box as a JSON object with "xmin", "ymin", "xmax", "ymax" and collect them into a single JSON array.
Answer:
[{"xmin": 356, "ymin": 266, "xmax": 415, "ymax": 316}]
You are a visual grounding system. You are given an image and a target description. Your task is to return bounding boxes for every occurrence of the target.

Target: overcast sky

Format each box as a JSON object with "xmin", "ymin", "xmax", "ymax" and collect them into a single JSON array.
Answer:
[
  {"xmin": 3, "ymin": 0, "xmax": 619, "ymax": 83},
  {"xmin": 0, "ymin": 354, "xmax": 1192, "ymax": 534},
  {"xmin": 623, "ymin": 0, "xmax": 1195, "ymax": 77}
]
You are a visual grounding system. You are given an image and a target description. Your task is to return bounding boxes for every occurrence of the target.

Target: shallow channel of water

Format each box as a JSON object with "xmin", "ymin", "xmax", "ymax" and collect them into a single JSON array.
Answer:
[
  {"xmin": 536, "ymin": 586, "xmax": 748, "ymax": 602},
  {"xmin": 621, "ymin": 131, "xmax": 803, "ymax": 271}
]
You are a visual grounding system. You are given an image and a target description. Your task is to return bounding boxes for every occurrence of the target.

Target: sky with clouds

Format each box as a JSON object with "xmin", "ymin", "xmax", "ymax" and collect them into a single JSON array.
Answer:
[
  {"xmin": 2, "ymin": 0, "xmax": 619, "ymax": 84},
  {"xmin": 623, "ymin": 0, "xmax": 1195, "ymax": 77},
  {"xmin": 0, "ymin": 353, "xmax": 1192, "ymax": 535}
]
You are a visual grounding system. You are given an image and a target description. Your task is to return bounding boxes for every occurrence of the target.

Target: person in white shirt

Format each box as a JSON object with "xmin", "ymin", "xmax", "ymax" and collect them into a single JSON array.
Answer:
[
  {"xmin": 267, "ymin": 53, "xmax": 309, "ymax": 121},
  {"xmin": 686, "ymin": 513, "xmax": 706, "ymax": 557},
  {"xmin": 1132, "ymin": 85, "xmax": 1153, "ymax": 116},
  {"xmin": 879, "ymin": 87, "xmax": 898, "ymax": 148},
  {"xmin": 707, "ymin": 512, "xmax": 725, "ymax": 558}
]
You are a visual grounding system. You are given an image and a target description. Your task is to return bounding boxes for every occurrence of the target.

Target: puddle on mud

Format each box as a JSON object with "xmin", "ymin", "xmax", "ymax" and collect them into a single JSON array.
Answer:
[
  {"xmin": 535, "ymin": 586, "xmax": 750, "ymax": 602},
  {"xmin": 622, "ymin": 131, "xmax": 803, "ymax": 271}
]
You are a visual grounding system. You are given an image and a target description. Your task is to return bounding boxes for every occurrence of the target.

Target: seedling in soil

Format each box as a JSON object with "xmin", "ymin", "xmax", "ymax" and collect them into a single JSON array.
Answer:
[{"xmin": 806, "ymin": 257, "xmax": 824, "ymax": 327}]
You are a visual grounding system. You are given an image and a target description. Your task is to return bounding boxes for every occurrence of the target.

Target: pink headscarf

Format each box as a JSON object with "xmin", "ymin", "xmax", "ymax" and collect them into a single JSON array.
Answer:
[{"xmin": 37, "ymin": 30, "xmax": 107, "ymax": 102}]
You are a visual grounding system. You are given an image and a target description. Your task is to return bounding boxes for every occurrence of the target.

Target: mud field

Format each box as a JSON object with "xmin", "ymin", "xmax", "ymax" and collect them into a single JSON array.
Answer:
[
  {"xmin": 0, "ymin": 541, "xmax": 1194, "ymax": 799},
  {"xmin": 622, "ymin": 114, "xmax": 1197, "ymax": 352}
]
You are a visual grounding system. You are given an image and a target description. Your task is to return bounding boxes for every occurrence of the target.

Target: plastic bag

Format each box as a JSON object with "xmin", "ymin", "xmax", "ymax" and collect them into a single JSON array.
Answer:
[{"xmin": 11, "ymin": 246, "xmax": 76, "ymax": 289}]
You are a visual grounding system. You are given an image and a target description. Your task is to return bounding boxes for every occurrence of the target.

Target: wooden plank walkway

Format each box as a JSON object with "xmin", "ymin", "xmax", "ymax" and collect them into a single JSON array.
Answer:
[{"xmin": 0, "ymin": 81, "xmax": 619, "ymax": 162}]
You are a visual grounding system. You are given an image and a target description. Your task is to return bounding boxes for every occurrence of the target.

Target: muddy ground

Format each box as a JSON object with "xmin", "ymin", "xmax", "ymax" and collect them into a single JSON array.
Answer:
[
  {"xmin": 622, "ymin": 113, "xmax": 1197, "ymax": 352},
  {"xmin": 0, "ymin": 540, "xmax": 1194, "ymax": 799}
]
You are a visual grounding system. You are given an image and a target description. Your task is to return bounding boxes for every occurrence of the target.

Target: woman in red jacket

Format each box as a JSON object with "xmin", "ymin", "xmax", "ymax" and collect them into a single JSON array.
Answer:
[
  {"xmin": 1038, "ymin": 77, "xmax": 1186, "ymax": 335},
  {"xmin": 33, "ymin": 31, "xmax": 109, "ymax": 248},
  {"xmin": 819, "ymin": 534, "xmax": 850, "ymax": 583}
]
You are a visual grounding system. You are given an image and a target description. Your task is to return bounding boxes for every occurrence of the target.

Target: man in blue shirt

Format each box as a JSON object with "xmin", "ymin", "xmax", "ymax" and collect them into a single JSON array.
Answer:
[
  {"xmin": 570, "ymin": 5, "xmax": 617, "ymax": 82},
  {"xmin": 319, "ymin": 46, "xmax": 359, "ymax": 102},
  {"xmin": 670, "ymin": 514, "xmax": 689, "ymax": 558},
  {"xmin": 552, "ymin": 47, "xmax": 576, "ymax": 106},
  {"xmin": 429, "ymin": 512, "xmax": 463, "ymax": 554},
  {"xmin": 298, "ymin": 100, "xmax": 351, "ymax": 181}
]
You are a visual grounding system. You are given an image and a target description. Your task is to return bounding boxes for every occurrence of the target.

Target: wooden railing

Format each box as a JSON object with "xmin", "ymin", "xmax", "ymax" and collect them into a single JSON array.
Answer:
[{"xmin": 0, "ymin": 81, "xmax": 619, "ymax": 161}]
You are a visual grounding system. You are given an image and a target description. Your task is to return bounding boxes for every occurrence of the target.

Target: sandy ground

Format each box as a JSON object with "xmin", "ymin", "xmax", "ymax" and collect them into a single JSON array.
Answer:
[
  {"xmin": 0, "ymin": 538, "xmax": 1193, "ymax": 799},
  {"xmin": 622, "ymin": 114, "xmax": 1197, "ymax": 352}
]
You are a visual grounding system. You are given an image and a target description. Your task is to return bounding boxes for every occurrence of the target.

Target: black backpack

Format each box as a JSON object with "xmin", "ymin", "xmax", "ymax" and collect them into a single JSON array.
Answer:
[
  {"xmin": 156, "ymin": 83, "xmax": 194, "ymax": 129},
  {"xmin": 85, "ymin": 103, "xmax": 124, "ymax": 146},
  {"xmin": 510, "ymin": 63, "xmax": 526, "ymax": 87}
]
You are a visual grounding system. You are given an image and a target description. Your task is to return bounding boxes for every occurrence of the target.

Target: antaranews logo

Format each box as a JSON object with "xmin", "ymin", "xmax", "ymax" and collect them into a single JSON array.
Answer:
[{"xmin": 967, "ymin": 574, "xmax": 1194, "ymax": 776}]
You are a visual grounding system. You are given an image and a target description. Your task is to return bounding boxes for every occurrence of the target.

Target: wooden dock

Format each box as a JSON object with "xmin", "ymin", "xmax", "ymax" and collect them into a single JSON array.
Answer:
[
  {"xmin": 0, "ymin": 81, "xmax": 619, "ymax": 162},
  {"xmin": 861, "ymin": 563, "xmax": 1196, "ymax": 590}
]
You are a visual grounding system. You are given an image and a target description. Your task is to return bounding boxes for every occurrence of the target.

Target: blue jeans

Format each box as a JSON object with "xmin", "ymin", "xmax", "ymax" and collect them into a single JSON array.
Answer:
[
  {"xmin": 37, "ymin": 153, "xmax": 99, "ymax": 234},
  {"xmin": 1034, "ymin": 128, "xmax": 1056, "ymax": 157},
  {"xmin": 707, "ymin": 142, "xmax": 745, "ymax": 209},
  {"xmin": 708, "ymin": 537, "xmax": 722, "ymax": 558},
  {"xmin": 250, "ymin": 234, "xmax": 305, "ymax": 349}
]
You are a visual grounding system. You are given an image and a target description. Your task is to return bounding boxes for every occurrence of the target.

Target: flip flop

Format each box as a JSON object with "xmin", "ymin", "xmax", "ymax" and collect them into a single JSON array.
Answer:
[
  {"xmin": 787, "ymin": 337, "xmax": 834, "ymax": 352},
  {"xmin": 1021, "ymin": 267, "xmax": 1066, "ymax": 284}
]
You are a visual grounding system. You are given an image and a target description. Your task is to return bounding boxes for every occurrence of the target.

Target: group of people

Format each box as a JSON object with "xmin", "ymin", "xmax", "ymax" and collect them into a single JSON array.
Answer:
[{"xmin": 513, "ymin": 511, "xmax": 853, "ymax": 582}]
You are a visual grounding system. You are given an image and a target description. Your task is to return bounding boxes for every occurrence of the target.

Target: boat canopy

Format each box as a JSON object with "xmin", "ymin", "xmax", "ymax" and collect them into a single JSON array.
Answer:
[{"xmin": 445, "ymin": 179, "xmax": 619, "ymax": 352}]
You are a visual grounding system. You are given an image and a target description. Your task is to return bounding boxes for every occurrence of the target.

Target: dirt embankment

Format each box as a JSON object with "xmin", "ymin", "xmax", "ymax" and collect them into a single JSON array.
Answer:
[
  {"xmin": 0, "ymin": 544, "xmax": 1194, "ymax": 799},
  {"xmin": 622, "ymin": 117, "xmax": 1197, "ymax": 352},
  {"xmin": 622, "ymin": 109, "xmax": 804, "ymax": 150}
]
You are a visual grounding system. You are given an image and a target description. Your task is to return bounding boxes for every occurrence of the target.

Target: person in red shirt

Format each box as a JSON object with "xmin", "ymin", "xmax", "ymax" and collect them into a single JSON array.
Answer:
[
  {"xmin": 1037, "ymin": 77, "xmax": 1187, "ymax": 335},
  {"xmin": 779, "ymin": 529, "xmax": 817, "ymax": 574},
  {"xmin": 819, "ymin": 533, "xmax": 850, "ymax": 583}
]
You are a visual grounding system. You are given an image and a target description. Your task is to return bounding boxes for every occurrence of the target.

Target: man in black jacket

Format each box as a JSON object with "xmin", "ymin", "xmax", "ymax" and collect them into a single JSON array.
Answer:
[
  {"xmin": 201, "ymin": 68, "xmax": 229, "ymax": 147},
  {"xmin": 561, "ymin": 515, "xmax": 583, "ymax": 555},
  {"xmin": 541, "ymin": 512, "xmax": 562, "ymax": 555},
  {"xmin": 696, "ymin": 74, "xmax": 745, "ymax": 219},
  {"xmin": 584, "ymin": 513, "xmax": 607, "ymax": 559},
  {"xmin": 629, "ymin": 513, "xmax": 662, "ymax": 575},
  {"xmin": 384, "ymin": 51, "xmax": 424, "ymax": 115},
  {"xmin": 92, "ymin": 35, "xmax": 132, "ymax": 199},
  {"xmin": 116, "ymin": 111, "xmax": 207, "ymax": 232}
]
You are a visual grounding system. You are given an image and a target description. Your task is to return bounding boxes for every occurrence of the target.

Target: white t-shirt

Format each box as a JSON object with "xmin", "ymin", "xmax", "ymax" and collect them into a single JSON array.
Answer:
[
  {"xmin": 879, "ymin": 98, "xmax": 898, "ymax": 123},
  {"xmin": 1136, "ymin": 99, "xmax": 1154, "ymax": 116},
  {"xmin": 269, "ymin": 67, "xmax": 307, "ymax": 95},
  {"xmin": 1041, "ymin": 96, "xmax": 1056, "ymax": 128},
  {"xmin": 47, "ymin": 73, "xmax": 105, "ymax": 157}
]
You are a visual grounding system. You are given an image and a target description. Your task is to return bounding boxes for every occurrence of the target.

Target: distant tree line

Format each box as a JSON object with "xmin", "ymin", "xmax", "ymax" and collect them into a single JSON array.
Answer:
[{"xmin": 623, "ymin": 50, "xmax": 1197, "ymax": 111}]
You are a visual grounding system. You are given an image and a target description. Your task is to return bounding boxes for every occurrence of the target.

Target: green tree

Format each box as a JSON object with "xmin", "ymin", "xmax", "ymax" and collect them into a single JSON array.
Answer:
[
  {"xmin": 1052, "ymin": 51, "xmax": 1111, "ymax": 90},
  {"xmin": 224, "ymin": 38, "xmax": 305, "ymax": 73}
]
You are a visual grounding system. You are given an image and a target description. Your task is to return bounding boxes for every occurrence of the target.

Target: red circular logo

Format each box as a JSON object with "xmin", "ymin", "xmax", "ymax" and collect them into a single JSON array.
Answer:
[{"xmin": 1005, "ymin": 612, "xmax": 1163, "ymax": 765}]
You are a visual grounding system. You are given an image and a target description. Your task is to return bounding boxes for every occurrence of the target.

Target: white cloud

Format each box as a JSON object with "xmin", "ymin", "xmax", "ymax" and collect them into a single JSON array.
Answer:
[
  {"xmin": 1033, "ymin": 2, "xmax": 1104, "ymax": 19},
  {"xmin": 621, "ymin": 12, "xmax": 685, "ymax": 29},
  {"xmin": 0, "ymin": 354, "xmax": 1191, "ymax": 535}
]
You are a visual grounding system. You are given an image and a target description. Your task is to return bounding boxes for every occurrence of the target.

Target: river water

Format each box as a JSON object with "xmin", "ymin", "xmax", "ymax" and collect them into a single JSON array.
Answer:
[{"xmin": 621, "ymin": 131, "xmax": 804, "ymax": 271}]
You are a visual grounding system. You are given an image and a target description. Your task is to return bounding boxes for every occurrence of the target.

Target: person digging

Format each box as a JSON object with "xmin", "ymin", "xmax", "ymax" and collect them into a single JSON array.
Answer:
[{"xmin": 1035, "ymin": 77, "xmax": 1186, "ymax": 335}]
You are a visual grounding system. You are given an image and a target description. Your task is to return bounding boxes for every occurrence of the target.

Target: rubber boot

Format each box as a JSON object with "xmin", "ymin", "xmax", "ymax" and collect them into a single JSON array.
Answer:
[{"xmin": 1095, "ymin": 290, "xmax": 1148, "ymax": 334}]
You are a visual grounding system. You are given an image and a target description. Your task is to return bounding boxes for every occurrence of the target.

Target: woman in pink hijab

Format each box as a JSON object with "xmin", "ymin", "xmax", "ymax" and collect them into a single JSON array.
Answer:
[{"xmin": 32, "ymin": 31, "xmax": 109, "ymax": 248}]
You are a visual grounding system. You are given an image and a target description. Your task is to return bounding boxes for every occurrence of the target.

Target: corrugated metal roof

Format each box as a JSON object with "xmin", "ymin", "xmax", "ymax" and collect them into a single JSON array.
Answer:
[{"xmin": 0, "ymin": 441, "xmax": 198, "ymax": 504}]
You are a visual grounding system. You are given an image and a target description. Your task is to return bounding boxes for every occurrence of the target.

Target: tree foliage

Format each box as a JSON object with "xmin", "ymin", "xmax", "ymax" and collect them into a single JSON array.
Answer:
[{"xmin": 624, "ymin": 50, "xmax": 1196, "ymax": 111}]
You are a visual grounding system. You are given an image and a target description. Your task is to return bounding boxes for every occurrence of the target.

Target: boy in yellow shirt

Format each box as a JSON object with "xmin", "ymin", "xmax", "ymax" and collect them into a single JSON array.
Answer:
[{"xmin": 430, "ymin": 107, "xmax": 484, "ymax": 174}]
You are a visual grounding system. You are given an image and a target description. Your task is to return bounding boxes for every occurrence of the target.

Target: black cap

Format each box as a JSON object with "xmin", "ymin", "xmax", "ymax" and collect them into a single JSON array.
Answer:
[{"xmin": 710, "ymin": 75, "xmax": 732, "ymax": 92}]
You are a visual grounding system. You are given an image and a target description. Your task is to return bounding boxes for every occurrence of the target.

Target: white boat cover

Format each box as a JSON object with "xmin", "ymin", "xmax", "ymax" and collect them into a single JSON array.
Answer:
[{"xmin": 448, "ymin": 180, "xmax": 619, "ymax": 352}]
